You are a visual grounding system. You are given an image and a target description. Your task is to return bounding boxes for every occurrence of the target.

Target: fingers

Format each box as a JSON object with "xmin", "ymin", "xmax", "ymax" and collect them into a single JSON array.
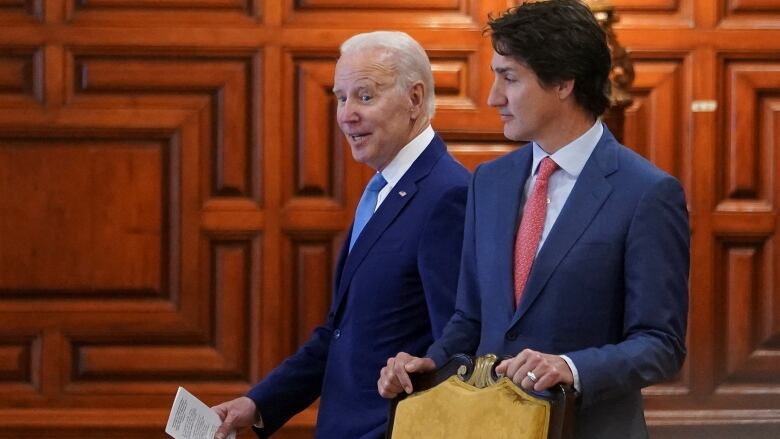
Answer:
[
  {"xmin": 378, "ymin": 361, "xmax": 405, "ymax": 398},
  {"xmin": 406, "ymin": 357, "xmax": 435, "ymax": 373},
  {"xmin": 211, "ymin": 402, "xmax": 228, "ymax": 421},
  {"xmin": 498, "ymin": 349, "xmax": 575, "ymax": 392},
  {"xmin": 211, "ymin": 397, "xmax": 257, "ymax": 439},
  {"xmin": 214, "ymin": 412, "xmax": 235, "ymax": 439},
  {"xmin": 494, "ymin": 359, "xmax": 510, "ymax": 375},
  {"xmin": 393, "ymin": 354, "xmax": 414, "ymax": 394},
  {"xmin": 377, "ymin": 353, "xmax": 436, "ymax": 399}
]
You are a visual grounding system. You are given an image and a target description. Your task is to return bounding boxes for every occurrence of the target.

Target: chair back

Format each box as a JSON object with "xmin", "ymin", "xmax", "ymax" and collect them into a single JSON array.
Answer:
[{"xmin": 386, "ymin": 354, "xmax": 577, "ymax": 439}]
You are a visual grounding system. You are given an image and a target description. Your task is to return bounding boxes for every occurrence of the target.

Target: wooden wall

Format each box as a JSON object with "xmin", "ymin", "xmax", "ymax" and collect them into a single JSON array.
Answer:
[{"xmin": 0, "ymin": 0, "xmax": 779, "ymax": 437}]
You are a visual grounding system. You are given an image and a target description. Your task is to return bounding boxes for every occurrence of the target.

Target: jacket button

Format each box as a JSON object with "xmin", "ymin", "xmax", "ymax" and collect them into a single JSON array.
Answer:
[
  {"xmin": 333, "ymin": 329, "xmax": 341, "ymax": 339},
  {"xmin": 506, "ymin": 332, "xmax": 517, "ymax": 341}
]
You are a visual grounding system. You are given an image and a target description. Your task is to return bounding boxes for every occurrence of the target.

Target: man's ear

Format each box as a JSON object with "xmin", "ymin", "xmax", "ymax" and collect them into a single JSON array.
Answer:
[
  {"xmin": 408, "ymin": 82, "xmax": 425, "ymax": 120},
  {"xmin": 557, "ymin": 78, "xmax": 575, "ymax": 100}
]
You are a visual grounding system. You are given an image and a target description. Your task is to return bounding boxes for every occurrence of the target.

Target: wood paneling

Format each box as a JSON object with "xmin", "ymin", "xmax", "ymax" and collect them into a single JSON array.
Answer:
[{"xmin": 1, "ymin": 0, "xmax": 780, "ymax": 437}]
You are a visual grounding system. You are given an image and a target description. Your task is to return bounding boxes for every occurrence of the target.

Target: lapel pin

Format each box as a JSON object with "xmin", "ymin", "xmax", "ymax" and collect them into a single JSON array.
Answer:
[{"xmin": 399, "ymin": 191, "xmax": 407, "ymax": 197}]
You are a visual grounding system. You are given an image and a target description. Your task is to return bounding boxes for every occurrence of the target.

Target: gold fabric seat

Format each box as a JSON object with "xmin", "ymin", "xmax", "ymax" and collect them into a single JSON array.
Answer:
[{"xmin": 387, "ymin": 354, "xmax": 576, "ymax": 439}]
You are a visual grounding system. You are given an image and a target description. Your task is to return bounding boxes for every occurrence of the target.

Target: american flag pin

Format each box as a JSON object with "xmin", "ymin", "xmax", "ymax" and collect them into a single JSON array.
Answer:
[{"xmin": 399, "ymin": 191, "xmax": 407, "ymax": 197}]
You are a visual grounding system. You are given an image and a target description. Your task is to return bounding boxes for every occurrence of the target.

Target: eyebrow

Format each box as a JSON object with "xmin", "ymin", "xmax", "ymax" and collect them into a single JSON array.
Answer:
[
  {"xmin": 332, "ymin": 82, "xmax": 382, "ymax": 94},
  {"xmin": 492, "ymin": 66, "xmax": 513, "ymax": 74}
]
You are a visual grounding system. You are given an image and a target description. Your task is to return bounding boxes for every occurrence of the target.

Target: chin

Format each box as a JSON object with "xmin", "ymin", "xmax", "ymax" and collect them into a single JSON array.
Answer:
[{"xmin": 503, "ymin": 130, "xmax": 525, "ymax": 142}]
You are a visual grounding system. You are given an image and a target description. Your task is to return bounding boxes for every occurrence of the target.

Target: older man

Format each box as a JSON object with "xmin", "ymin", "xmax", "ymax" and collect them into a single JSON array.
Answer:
[
  {"xmin": 212, "ymin": 31, "xmax": 469, "ymax": 439},
  {"xmin": 379, "ymin": 1, "xmax": 689, "ymax": 438}
]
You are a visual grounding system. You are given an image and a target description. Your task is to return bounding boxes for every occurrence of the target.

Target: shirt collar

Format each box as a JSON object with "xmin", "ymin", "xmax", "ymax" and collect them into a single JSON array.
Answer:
[
  {"xmin": 379, "ymin": 124, "xmax": 434, "ymax": 187},
  {"xmin": 530, "ymin": 120, "xmax": 603, "ymax": 178}
]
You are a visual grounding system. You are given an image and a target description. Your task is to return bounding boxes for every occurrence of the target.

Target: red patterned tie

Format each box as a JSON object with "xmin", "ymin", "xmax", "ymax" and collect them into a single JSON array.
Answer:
[{"xmin": 514, "ymin": 157, "xmax": 559, "ymax": 307}]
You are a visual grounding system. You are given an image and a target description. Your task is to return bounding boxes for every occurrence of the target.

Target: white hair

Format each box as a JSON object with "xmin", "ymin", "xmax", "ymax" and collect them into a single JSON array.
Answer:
[{"xmin": 340, "ymin": 31, "xmax": 436, "ymax": 118}]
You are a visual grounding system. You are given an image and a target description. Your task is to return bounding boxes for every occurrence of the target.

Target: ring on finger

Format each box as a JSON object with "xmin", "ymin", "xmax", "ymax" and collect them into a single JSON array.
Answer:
[{"xmin": 526, "ymin": 370, "xmax": 537, "ymax": 383}]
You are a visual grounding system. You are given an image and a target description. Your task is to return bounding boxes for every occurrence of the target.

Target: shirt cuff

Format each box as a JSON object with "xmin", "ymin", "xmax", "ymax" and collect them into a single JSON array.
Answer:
[
  {"xmin": 252, "ymin": 409, "xmax": 264, "ymax": 429},
  {"xmin": 559, "ymin": 354, "xmax": 580, "ymax": 392}
]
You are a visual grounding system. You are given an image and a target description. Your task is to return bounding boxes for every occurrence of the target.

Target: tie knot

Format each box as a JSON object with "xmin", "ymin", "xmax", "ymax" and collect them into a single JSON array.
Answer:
[
  {"xmin": 366, "ymin": 173, "xmax": 387, "ymax": 192},
  {"xmin": 536, "ymin": 157, "xmax": 559, "ymax": 181}
]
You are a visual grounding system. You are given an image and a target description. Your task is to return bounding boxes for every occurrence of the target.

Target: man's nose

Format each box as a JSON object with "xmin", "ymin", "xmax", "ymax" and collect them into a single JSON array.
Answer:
[
  {"xmin": 487, "ymin": 81, "xmax": 505, "ymax": 107},
  {"xmin": 338, "ymin": 99, "xmax": 359, "ymax": 124}
]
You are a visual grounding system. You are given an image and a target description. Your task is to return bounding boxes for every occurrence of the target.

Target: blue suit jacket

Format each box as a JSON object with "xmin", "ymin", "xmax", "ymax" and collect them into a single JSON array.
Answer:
[
  {"xmin": 247, "ymin": 134, "xmax": 469, "ymax": 438},
  {"xmin": 427, "ymin": 126, "xmax": 689, "ymax": 438}
]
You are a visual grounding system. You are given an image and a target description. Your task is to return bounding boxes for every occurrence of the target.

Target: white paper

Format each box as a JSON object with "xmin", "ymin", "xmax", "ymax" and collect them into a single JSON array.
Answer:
[{"xmin": 165, "ymin": 386, "xmax": 236, "ymax": 439}]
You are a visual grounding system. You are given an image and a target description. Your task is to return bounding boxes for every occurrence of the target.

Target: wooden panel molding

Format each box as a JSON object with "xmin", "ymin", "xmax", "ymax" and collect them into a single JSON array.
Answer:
[
  {"xmin": 285, "ymin": 0, "xmax": 479, "ymax": 28},
  {"xmin": 64, "ymin": 238, "xmax": 257, "ymax": 389},
  {"xmin": 0, "ymin": 336, "xmax": 39, "ymax": 389},
  {"xmin": 720, "ymin": 58, "xmax": 780, "ymax": 211},
  {"xmin": 727, "ymin": 0, "xmax": 780, "ymax": 13},
  {"xmin": 720, "ymin": 0, "xmax": 780, "ymax": 28},
  {"xmin": 70, "ymin": 50, "xmax": 263, "ymax": 202},
  {"xmin": 0, "ymin": 0, "xmax": 41, "ymax": 23},
  {"xmin": 713, "ymin": 237, "xmax": 780, "ymax": 392},
  {"xmin": 296, "ymin": 0, "xmax": 460, "ymax": 9},
  {"xmin": 0, "ymin": 47, "xmax": 43, "ymax": 106},
  {"xmin": 0, "ymin": 139, "xmax": 167, "ymax": 298},
  {"xmin": 613, "ymin": 0, "xmax": 679, "ymax": 11},
  {"xmin": 284, "ymin": 235, "xmax": 336, "ymax": 354},
  {"xmin": 430, "ymin": 51, "xmax": 479, "ymax": 111},
  {"xmin": 587, "ymin": 0, "xmax": 692, "ymax": 28},
  {"xmin": 1, "ymin": 0, "xmax": 779, "ymax": 437},
  {"xmin": 67, "ymin": 0, "xmax": 260, "ymax": 25},
  {"xmin": 623, "ymin": 57, "xmax": 689, "ymax": 190},
  {"xmin": 285, "ymin": 55, "xmax": 343, "ymax": 205},
  {"xmin": 440, "ymin": 131, "xmax": 516, "ymax": 172},
  {"xmin": 0, "ymin": 109, "xmax": 196, "ymax": 315}
]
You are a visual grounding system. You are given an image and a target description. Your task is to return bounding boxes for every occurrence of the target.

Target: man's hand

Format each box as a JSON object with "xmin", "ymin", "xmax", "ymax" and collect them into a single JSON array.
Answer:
[
  {"xmin": 211, "ymin": 396, "xmax": 258, "ymax": 439},
  {"xmin": 377, "ymin": 352, "xmax": 436, "ymax": 398},
  {"xmin": 494, "ymin": 349, "xmax": 574, "ymax": 392}
]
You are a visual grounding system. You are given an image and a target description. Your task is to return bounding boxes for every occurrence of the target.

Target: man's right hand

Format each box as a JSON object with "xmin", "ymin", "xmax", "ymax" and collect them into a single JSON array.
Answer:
[
  {"xmin": 377, "ymin": 352, "xmax": 436, "ymax": 398},
  {"xmin": 211, "ymin": 396, "xmax": 258, "ymax": 439}
]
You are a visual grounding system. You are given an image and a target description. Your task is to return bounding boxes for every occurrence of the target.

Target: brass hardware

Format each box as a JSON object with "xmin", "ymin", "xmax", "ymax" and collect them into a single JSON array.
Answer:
[
  {"xmin": 691, "ymin": 100, "xmax": 717, "ymax": 113},
  {"xmin": 465, "ymin": 354, "xmax": 498, "ymax": 389}
]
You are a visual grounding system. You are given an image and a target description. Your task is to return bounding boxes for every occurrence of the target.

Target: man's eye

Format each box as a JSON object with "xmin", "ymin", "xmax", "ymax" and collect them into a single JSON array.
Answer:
[
  {"xmin": 504, "ymin": 76, "xmax": 515, "ymax": 83},
  {"xmin": 336, "ymin": 96, "xmax": 346, "ymax": 103},
  {"xmin": 360, "ymin": 95, "xmax": 372, "ymax": 102}
]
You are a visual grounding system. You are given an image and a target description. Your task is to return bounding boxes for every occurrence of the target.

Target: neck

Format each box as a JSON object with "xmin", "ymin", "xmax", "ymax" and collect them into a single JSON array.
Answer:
[
  {"xmin": 402, "ymin": 117, "xmax": 429, "ymax": 147},
  {"xmin": 536, "ymin": 111, "xmax": 596, "ymax": 155}
]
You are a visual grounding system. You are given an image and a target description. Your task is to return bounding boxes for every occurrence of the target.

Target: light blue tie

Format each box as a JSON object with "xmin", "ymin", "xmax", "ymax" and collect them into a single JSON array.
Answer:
[{"xmin": 349, "ymin": 172, "xmax": 387, "ymax": 251}]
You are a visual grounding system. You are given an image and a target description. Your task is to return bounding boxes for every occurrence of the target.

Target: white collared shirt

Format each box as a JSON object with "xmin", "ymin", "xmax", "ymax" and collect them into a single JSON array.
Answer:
[
  {"xmin": 373, "ymin": 125, "xmax": 434, "ymax": 211},
  {"xmin": 523, "ymin": 120, "xmax": 603, "ymax": 253}
]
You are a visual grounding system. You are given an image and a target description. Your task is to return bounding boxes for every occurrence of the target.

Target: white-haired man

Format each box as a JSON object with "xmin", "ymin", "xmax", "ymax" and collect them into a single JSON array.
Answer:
[{"xmin": 212, "ymin": 31, "xmax": 469, "ymax": 439}]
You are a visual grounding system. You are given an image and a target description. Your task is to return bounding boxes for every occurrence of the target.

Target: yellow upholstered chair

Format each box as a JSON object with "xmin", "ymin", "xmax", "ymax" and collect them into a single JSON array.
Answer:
[{"xmin": 386, "ymin": 354, "xmax": 577, "ymax": 439}]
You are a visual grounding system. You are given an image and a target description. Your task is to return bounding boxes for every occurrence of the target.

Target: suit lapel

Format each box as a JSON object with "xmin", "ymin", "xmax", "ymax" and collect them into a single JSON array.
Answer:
[
  {"xmin": 512, "ymin": 128, "xmax": 619, "ymax": 325},
  {"xmin": 331, "ymin": 135, "xmax": 447, "ymax": 318},
  {"xmin": 492, "ymin": 147, "xmax": 533, "ymax": 318}
]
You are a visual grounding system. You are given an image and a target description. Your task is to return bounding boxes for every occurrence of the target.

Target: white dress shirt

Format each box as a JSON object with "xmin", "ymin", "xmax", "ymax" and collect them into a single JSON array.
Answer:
[{"xmin": 373, "ymin": 125, "xmax": 434, "ymax": 211}]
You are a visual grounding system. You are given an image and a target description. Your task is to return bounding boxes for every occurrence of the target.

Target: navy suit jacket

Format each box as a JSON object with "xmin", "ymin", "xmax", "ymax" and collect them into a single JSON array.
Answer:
[
  {"xmin": 247, "ymin": 134, "xmax": 469, "ymax": 438},
  {"xmin": 427, "ymin": 126, "xmax": 689, "ymax": 438}
]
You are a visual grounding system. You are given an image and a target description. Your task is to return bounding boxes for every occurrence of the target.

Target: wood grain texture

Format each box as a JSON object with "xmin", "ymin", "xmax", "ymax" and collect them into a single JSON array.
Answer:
[{"xmin": 1, "ymin": 0, "xmax": 779, "ymax": 437}]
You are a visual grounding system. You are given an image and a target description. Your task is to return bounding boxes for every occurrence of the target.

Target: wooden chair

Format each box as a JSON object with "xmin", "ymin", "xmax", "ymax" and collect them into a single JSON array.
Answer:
[{"xmin": 386, "ymin": 354, "xmax": 577, "ymax": 439}]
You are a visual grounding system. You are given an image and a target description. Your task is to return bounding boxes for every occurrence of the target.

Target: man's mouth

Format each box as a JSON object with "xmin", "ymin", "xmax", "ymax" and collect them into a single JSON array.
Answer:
[{"xmin": 349, "ymin": 133, "xmax": 369, "ymax": 142}]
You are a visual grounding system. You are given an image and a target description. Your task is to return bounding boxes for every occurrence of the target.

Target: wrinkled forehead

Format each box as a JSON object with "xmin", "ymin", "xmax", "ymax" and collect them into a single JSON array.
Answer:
[{"xmin": 333, "ymin": 49, "xmax": 398, "ymax": 89}]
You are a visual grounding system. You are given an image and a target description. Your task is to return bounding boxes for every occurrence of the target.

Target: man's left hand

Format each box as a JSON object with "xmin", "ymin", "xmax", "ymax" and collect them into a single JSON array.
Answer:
[{"xmin": 494, "ymin": 349, "xmax": 574, "ymax": 392}]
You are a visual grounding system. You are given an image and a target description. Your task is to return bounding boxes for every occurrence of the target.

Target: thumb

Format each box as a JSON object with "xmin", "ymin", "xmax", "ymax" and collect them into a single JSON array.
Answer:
[
  {"xmin": 214, "ymin": 413, "xmax": 235, "ymax": 439},
  {"xmin": 494, "ymin": 360, "xmax": 509, "ymax": 374}
]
